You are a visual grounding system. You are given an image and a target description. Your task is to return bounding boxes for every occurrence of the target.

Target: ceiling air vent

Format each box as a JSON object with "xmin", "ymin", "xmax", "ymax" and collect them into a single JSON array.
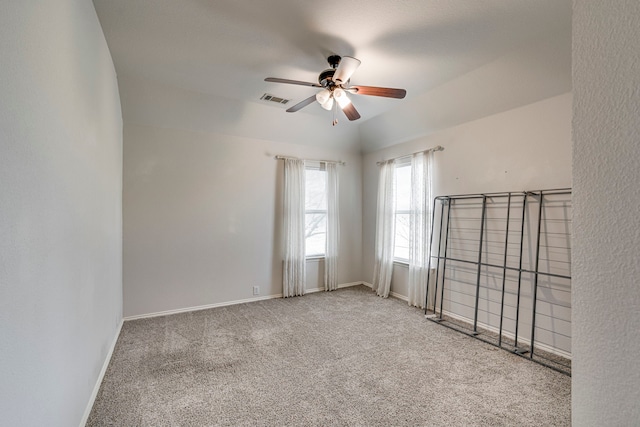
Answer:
[{"xmin": 260, "ymin": 93, "xmax": 290, "ymax": 105}]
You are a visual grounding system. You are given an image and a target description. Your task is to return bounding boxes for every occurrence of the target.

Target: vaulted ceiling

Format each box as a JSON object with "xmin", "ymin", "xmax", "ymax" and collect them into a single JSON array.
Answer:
[{"xmin": 93, "ymin": 0, "xmax": 572, "ymax": 152}]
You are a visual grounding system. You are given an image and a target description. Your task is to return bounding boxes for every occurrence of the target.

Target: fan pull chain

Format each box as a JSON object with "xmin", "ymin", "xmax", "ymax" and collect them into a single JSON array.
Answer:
[{"xmin": 332, "ymin": 98, "xmax": 338, "ymax": 126}]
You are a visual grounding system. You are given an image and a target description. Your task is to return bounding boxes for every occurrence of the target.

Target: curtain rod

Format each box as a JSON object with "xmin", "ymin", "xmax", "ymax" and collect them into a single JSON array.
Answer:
[
  {"xmin": 275, "ymin": 155, "xmax": 345, "ymax": 166},
  {"xmin": 376, "ymin": 145, "xmax": 444, "ymax": 166}
]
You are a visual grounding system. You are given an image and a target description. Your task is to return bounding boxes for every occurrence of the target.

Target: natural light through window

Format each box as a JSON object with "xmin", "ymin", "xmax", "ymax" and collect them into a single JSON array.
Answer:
[
  {"xmin": 394, "ymin": 162, "xmax": 411, "ymax": 261},
  {"xmin": 305, "ymin": 166, "xmax": 327, "ymax": 257}
]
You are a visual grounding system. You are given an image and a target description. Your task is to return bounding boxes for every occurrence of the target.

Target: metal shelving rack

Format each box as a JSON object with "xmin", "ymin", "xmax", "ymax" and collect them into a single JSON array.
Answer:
[{"xmin": 424, "ymin": 189, "xmax": 572, "ymax": 375}]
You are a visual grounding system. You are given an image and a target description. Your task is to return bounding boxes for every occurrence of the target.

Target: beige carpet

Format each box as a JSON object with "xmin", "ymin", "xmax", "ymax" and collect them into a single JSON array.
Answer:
[{"xmin": 87, "ymin": 285, "xmax": 570, "ymax": 426}]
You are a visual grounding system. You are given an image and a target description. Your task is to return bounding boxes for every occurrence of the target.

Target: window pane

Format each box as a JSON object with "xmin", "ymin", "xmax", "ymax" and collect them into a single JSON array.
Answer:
[
  {"xmin": 394, "ymin": 164, "xmax": 412, "ymax": 260},
  {"xmin": 305, "ymin": 213, "xmax": 326, "ymax": 256},
  {"xmin": 395, "ymin": 164, "xmax": 411, "ymax": 211},
  {"xmin": 395, "ymin": 213, "xmax": 410, "ymax": 260},
  {"xmin": 305, "ymin": 169, "xmax": 327, "ymax": 210},
  {"xmin": 305, "ymin": 167, "xmax": 327, "ymax": 256}
]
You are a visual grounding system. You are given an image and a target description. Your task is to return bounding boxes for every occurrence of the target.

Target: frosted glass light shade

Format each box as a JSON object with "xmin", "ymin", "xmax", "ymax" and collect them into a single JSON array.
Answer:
[
  {"xmin": 320, "ymin": 98, "xmax": 334, "ymax": 110},
  {"xmin": 333, "ymin": 88, "xmax": 351, "ymax": 108},
  {"xmin": 316, "ymin": 89, "xmax": 330, "ymax": 103},
  {"xmin": 316, "ymin": 89, "xmax": 333, "ymax": 110}
]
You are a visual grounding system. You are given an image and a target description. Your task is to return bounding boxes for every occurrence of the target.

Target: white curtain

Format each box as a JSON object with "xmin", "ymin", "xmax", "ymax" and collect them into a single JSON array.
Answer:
[
  {"xmin": 283, "ymin": 159, "xmax": 306, "ymax": 297},
  {"xmin": 407, "ymin": 151, "xmax": 433, "ymax": 308},
  {"xmin": 324, "ymin": 162, "xmax": 339, "ymax": 291},
  {"xmin": 372, "ymin": 160, "xmax": 396, "ymax": 298}
]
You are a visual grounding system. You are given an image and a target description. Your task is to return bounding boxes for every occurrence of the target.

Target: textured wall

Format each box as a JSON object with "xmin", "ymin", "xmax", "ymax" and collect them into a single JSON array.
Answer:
[
  {"xmin": 0, "ymin": 1, "xmax": 123, "ymax": 426},
  {"xmin": 123, "ymin": 124, "xmax": 362, "ymax": 317},
  {"xmin": 572, "ymin": 1, "xmax": 640, "ymax": 424}
]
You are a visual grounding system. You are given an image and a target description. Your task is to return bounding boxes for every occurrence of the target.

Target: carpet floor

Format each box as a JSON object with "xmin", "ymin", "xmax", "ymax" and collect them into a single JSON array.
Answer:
[{"xmin": 87, "ymin": 285, "xmax": 570, "ymax": 426}]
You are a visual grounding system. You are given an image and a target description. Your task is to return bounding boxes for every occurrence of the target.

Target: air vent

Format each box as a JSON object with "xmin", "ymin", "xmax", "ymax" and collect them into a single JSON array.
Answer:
[{"xmin": 260, "ymin": 93, "xmax": 290, "ymax": 105}]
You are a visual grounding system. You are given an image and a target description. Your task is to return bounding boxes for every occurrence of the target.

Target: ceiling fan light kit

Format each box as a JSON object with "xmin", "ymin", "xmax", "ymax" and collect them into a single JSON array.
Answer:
[
  {"xmin": 265, "ymin": 55, "xmax": 406, "ymax": 125},
  {"xmin": 316, "ymin": 89, "xmax": 333, "ymax": 110}
]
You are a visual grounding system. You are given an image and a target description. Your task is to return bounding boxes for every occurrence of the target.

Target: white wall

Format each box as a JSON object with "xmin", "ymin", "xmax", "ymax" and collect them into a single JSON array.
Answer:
[
  {"xmin": 0, "ymin": 2, "xmax": 123, "ymax": 426},
  {"xmin": 123, "ymin": 124, "xmax": 362, "ymax": 317},
  {"xmin": 362, "ymin": 93, "xmax": 572, "ymax": 288},
  {"xmin": 572, "ymin": 1, "xmax": 640, "ymax": 424}
]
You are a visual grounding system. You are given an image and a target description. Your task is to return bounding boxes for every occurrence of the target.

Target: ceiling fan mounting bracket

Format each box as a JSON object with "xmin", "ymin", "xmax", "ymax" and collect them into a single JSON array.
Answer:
[{"xmin": 327, "ymin": 55, "xmax": 341, "ymax": 69}]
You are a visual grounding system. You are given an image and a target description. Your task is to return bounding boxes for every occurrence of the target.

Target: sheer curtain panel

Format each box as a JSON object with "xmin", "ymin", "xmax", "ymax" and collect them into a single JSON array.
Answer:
[
  {"xmin": 324, "ymin": 162, "xmax": 339, "ymax": 291},
  {"xmin": 372, "ymin": 160, "xmax": 396, "ymax": 298},
  {"xmin": 283, "ymin": 159, "xmax": 306, "ymax": 297},
  {"xmin": 407, "ymin": 151, "xmax": 433, "ymax": 308}
]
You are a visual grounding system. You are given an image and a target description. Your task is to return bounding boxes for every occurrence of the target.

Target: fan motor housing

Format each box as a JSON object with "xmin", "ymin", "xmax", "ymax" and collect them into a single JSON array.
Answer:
[{"xmin": 318, "ymin": 69, "xmax": 336, "ymax": 87}]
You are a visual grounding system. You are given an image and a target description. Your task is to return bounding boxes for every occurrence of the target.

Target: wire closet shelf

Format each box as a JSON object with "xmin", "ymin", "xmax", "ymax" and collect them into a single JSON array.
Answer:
[{"xmin": 424, "ymin": 189, "xmax": 572, "ymax": 375}]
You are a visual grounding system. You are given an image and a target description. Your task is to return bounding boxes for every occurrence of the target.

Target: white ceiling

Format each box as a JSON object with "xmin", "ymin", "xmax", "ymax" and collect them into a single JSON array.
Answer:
[{"xmin": 93, "ymin": 0, "xmax": 572, "ymax": 151}]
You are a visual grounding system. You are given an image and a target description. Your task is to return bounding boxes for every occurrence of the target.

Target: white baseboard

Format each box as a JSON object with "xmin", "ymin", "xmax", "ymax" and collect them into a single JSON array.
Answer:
[
  {"xmin": 371, "ymin": 284, "xmax": 571, "ymax": 359},
  {"xmin": 432, "ymin": 308, "xmax": 572, "ymax": 360},
  {"xmin": 79, "ymin": 319, "xmax": 123, "ymax": 427},
  {"xmin": 389, "ymin": 291, "xmax": 408, "ymax": 301},
  {"xmin": 124, "ymin": 294, "xmax": 283, "ymax": 321},
  {"xmin": 360, "ymin": 282, "xmax": 408, "ymax": 303},
  {"xmin": 364, "ymin": 281, "xmax": 570, "ymax": 359},
  {"xmin": 305, "ymin": 281, "xmax": 365, "ymax": 294},
  {"xmin": 340, "ymin": 281, "xmax": 368, "ymax": 290},
  {"xmin": 124, "ymin": 282, "xmax": 368, "ymax": 321}
]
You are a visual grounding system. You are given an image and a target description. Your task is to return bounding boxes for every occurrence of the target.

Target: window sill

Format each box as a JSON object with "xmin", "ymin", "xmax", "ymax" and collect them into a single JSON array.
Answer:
[
  {"xmin": 306, "ymin": 256, "xmax": 325, "ymax": 262},
  {"xmin": 393, "ymin": 259, "xmax": 409, "ymax": 266}
]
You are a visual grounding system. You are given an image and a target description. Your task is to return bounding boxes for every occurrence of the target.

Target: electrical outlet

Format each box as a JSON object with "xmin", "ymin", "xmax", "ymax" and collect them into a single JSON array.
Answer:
[{"xmin": 253, "ymin": 286, "xmax": 260, "ymax": 296}]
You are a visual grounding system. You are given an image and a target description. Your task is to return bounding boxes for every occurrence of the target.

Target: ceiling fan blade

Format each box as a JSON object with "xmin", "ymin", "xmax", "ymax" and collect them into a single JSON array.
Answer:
[
  {"xmin": 333, "ymin": 56, "xmax": 361, "ymax": 85},
  {"xmin": 265, "ymin": 77, "xmax": 322, "ymax": 88},
  {"xmin": 286, "ymin": 95, "xmax": 317, "ymax": 113},
  {"xmin": 349, "ymin": 85, "xmax": 407, "ymax": 99},
  {"xmin": 340, "ymin": 103, "xmax": 361, "ymax": 121}
]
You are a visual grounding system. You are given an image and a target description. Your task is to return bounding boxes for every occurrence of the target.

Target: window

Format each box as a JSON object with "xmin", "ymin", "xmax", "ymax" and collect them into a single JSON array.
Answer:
[
  {"xmin": 305, "ymin": 165, "xmax": 327, "ymax": 257},
  {"xmin": 394, "ymin": 161, "xmax": 412, "ymax": 261}
]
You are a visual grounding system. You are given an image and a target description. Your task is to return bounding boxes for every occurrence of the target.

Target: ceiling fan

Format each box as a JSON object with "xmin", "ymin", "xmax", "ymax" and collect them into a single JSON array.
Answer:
[{"xmin": 265, "ymin": 55, "xmax": 406, "ymax": 125}]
